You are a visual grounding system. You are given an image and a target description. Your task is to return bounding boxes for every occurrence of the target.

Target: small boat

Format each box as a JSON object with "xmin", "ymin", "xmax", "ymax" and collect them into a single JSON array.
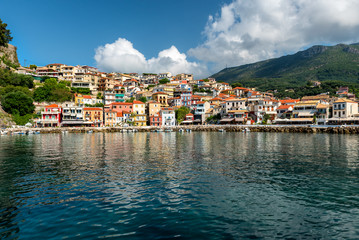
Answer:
[
  {"xmin": 1, "ymin": 130, "xmax": 8, "ymax": 135},
  {"xmin": 165, "ymin": 129, "xmax": 173, "ymax": 132},
  {"xmin": 87, "ymin": 130, "xmax": 93, "ymax": 133},
  {"xmin": 178, "ymin": 128, "xmax": 184, "ymax": 133},
  {"xmin": 218, "ymin": 129, "xmax": 225, "ymax": 132},
  {"xmin": 242, "ymin": 127, "xmax": 250, "ymax": 132},
  {"xmin": 27, "ymin": 130, "xmax": 34, "ymax": 135},
  {"xmin": 34, "ymin": 131, "xmax": 40, "ymax": 134},
  {"xmin": 185, "ymin": 129, "xmax": 192, "ymax": 132}
]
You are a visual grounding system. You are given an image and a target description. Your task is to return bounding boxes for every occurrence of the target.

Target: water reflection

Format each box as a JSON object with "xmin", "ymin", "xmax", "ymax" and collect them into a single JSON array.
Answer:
[{"xmin": 0, "ymin": 132, "xmax": 358, "ymax": 239}]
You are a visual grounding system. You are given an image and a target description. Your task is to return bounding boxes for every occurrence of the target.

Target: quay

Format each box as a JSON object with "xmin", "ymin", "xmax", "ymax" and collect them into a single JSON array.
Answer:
[{"xmin": 4, "ymin": 125, "xmax": 359, "ymax": 135}]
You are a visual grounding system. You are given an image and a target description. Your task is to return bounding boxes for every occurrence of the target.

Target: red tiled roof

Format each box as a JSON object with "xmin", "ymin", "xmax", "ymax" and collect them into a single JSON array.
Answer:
[
  {"xmin": 83, "ymin": 107, "xmax": 103, "ymax": 111},
  {"xmin": 110, "ymin": 102, "xmax": 133, "ymax": 105},
  {"xmin": 46, "ymin": 104, "xmax": 60, "ymax": 108},
  {"xmin": 133, "ymin": 100, "xmax": 144, "ymax": 104},
  {"xmin": 277, "ymin": 105, "xmax": 294, "ymax": 110}
]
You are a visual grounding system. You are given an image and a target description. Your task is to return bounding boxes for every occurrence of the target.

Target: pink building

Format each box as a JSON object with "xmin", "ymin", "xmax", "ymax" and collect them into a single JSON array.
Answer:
[{"xmin": 41, "ymin": 104, "xmax": 62, "ymax": 127}]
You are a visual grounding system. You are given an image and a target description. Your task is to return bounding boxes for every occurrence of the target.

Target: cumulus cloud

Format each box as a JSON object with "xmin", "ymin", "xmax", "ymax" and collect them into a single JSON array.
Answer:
[
  {"xmin": 188, "ymin": 0, "xmax": 359, "ymax": 72},
  {"xmin": 95, "ymin": 38, "xmax": 208, "ymax": 77}
]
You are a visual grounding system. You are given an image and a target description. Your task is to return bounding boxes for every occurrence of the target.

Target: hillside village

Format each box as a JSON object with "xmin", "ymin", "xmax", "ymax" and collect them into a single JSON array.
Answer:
[{"xmin": 11, "ymin": 63, "xmax": 359, "ymax": 127}]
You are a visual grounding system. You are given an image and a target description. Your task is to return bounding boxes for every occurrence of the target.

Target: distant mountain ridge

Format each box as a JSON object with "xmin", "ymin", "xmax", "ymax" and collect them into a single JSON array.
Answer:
[{"xmin": 210, "ymin": 43, "xmax": 359, "ymax": 90}]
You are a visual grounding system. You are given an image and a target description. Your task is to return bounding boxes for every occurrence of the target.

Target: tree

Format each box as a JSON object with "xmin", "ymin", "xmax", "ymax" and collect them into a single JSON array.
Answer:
[
  {"xmin": 126, "ymin": 97, "xmax": 135, "ymax": 103},
  {"xmin": 159, "ymin": 78, "xmax": 170, "ymax": 84},
  {"xmin": 175, "ymin": 106, "xmax": 190, "ymax": 123},
  {"xmin": 139, "ymin": 96, "xmax": 147, "ymax": 103},
  {"xmin": 231, "ymin": 82, "xmax": 243, "ymax": 88},
  {"xmin": 1, "ymin": 91, "xmax": 35, "ymax": 116},
  {"xmin": 29, "ymin": 64, "xmax": 37, "ymax": 70},
  {"xmin": 0, "ymin": 19, "xmax": 12, "ymax": 47},
  {"xmin": 0, "ymin": 85, "xmax": 32, "ymax": 101}
]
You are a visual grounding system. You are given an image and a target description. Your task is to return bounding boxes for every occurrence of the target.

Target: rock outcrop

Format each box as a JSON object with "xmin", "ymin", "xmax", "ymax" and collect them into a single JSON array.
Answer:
[{"xmin": 0, "ymin": 44, "xmax": 19, "ymax": 69}]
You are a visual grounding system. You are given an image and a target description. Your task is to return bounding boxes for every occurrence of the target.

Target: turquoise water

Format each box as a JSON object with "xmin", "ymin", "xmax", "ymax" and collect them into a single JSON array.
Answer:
[{"xmin": 0, "ymin": 132, "xmax": 359, "ymax": 239}]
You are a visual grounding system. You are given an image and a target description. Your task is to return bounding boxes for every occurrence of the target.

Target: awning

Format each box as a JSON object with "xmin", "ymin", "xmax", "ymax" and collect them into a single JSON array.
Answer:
[
  {"xmin": 234, "ymin": 118, "xmax": 244, "ymax": 122},
  {"xmin": 220, "ymin": 118, "xmax": 234, "ymax": 122},
  {"xmin": 289, "ymin": 118, "xmax": 313, "ymax": 122}
]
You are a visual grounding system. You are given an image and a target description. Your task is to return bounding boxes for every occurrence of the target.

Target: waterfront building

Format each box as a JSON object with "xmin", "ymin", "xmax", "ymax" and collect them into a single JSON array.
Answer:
[
  {"xmin": 104, "ymin": 109, "xmax": 117, "ymax": 127},
  {"xmin": 40, "ymin": 104, "xmax": 62, "ymax": 127},
  {"xmin": 149, "ymin": 113, "xmax": 162, "ymax": 126},
  {"xmin": 332, "ymin": 98, "xmax": 358, "ymax": 119},
  {"xmin": 83, "ymin": 107, "xmax": 103, "ymax": 127},
  {"xmin": 160, "ymin": 107, "xmax": 176, "ymax": 127},
  {"xmin": 109, "ymin": 102, "xmax": 133, "ymax": 114},
  {"xmin": 61, "ymin": 104, "xmax": 85, "ymax": 127},
  {"xmin": 133, "ymin": 100, "xmax": 147, "ymax": 126}
]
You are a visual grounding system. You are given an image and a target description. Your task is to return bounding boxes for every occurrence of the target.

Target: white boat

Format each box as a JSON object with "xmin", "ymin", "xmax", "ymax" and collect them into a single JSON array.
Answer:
[
  {"xmin": 0, "ymin": 130, "xmax": 8, "ymax": 135},
  {"xmin": 178, "ymin": 128, "xmax": 184, "ymax": 132},
  {"xmin": 218, "ymin": 129, "xmax": 225, "ymax": 132},
  {"xmin": 87, "ymin": 130, "xmax": 93, "ymax": 133},
  {"xmin": 242, "ymin": 127, "xmax": 250, "ymax": 132},
  {"xmin": 165, "ymin": 129, "xmax": 173, "ymax": 132},
  {"xmin": 185, "ymin": 129, "xmax": 192, "ymax": 132}
]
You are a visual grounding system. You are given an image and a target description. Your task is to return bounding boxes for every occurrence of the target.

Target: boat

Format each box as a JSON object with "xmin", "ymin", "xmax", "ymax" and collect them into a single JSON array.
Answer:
[
  {"xmin": 87, "ymin": 130, "xmax": 93, "ymax": 133},
  {"xmin": 185, "ymin": 129, "xmax": 192, "ymax": 132},
  {"xmin": 242, "ymin": 127, "xmax": 251, "ymax": 132},
  {"xmin": 0, "ymin": 130, "xmax": 8, "ymax": 135},
  {"xmin": 165, "ymin": 129, "xmax": 173, "ymax": 132},
  {"xmin": 178, "ymin": 128, "xmax": 184, "ymax": 133},
  {"xmin": 218, "ymin": 129, "xmax": 225, "ymax": 132}
]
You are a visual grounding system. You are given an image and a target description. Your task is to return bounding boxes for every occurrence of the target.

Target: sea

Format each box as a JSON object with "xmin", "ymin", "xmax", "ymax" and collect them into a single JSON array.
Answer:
[{"xmin": 0, "ymin": 132, "xmax": 359, "ymax": 239}]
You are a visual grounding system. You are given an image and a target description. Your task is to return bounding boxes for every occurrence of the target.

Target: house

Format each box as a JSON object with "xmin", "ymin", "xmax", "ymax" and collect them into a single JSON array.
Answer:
[
  {"xmin": 181, "ymin": 113, "xmax": 194, "ymax": 125},
  {"xmin": 147, "ymin": 101, "xmax": 162, "ymax": 118},
  {"xmin": 276, "ymin": 105, "xmax": 294, "ymax": 119},
  {"xmin": 180, "ymin": 91, "xmax": 192, "ymax": 107},
  {"xmin": 40, "ymin": 104, "xmax": 62, "ymax": 127},
  {"xmin": 104, "ymin": 109, "xmax": 117, "ymax": 126},
  {"xmin": 109, "ymin": 102, "xmax": 133, "ymax": 113},
  {"xmin": 61, "ymin": 104, "xmax": 85, "ymax": 127},
  {"xmin": 332, "ymin": 98, "xmax": 358, "ymax": 119},
  {"xmin": 161, "ymin": 107, "xmax": 176, "ymax": 127},
  {"xmin": 83, "ymin": 107, "xmax": 103, "ymax": 127},
  {"xmin": 194, "ymin": 101, "xmax": 211, "ymax": 124},
  {"xmin": 150, "ymin": 113, "xmax": 162, "ymax": 126},
  {"xmin": 251, "ymin": 98, "xmax": 279, "ymax": 123},
  {"xmin": 152, "ymin": 92, "xmax": 169, "ymax": 107}
]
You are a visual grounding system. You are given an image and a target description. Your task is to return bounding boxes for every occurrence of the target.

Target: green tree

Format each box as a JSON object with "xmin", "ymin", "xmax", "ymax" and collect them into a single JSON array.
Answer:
[
  {"xmin": 159, "ymin": 78, "xmax": 170, "ymax": 84},
  {"xmin": 126, "ymin": 97, "xmax": 135, "ymax": 103},
  {"xmin": 175, "ymin": 106, "xmax": 190, "ymax": 123},
  {"xmin": 231, "ymin": 82, "xmax": 243, "ymax": 88},
  {"xmin": 29, "ymin": 64, "xmax": 37, "ymax": 70},
  {"xmin": 139, "ymin": 96, "xmax": 147, "ymax": 103},
  {"xmin": 0, "ymin": 19, "xmax": 12, "ymax": 47},
  {"xmin": 1, "ymin": 91, "xmax": 35, "ymax": 116}
]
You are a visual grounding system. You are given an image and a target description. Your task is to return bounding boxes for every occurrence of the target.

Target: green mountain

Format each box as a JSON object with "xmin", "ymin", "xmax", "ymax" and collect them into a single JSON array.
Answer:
[{"xmin": 211, "ymin": 43, "xmax": 359, "ymax": 91}]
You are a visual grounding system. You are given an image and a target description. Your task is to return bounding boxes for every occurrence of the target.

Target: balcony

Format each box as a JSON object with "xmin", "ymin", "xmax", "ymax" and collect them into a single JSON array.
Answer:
[{"xmin": 41, "ymin": 111, "xmax": 60, "ymax": 115}]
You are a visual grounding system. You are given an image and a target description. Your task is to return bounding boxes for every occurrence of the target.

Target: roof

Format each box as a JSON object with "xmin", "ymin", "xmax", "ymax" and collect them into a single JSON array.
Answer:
[
  {"xmin": 83, "ymin": 95, "xmax": 92, "ymax": 99},
  {"xmin": 277, "ymin": 105, "xmax": 294, "ymax": 110},
  {"xmin": 152, "ymin": 92, "xmax": 168, "ymax": 95},
  {"xmin": 228, "ymin": 110, "xmax": 248, "ymax": 113},
  {"xmin": 295, "ymin": 101, "xmax": 319, "ymax": 106},
  {"xmin": 133, "ymin": 100, "xmax": 144, "ymax": 104},
  {"xmin": 280, "ymin": 99, "xmax": 300, "ymax": 104},
  {"xmin": 210, "ymin": 97, "xmax": 222, "ymax": 101},
  {"xmin": 197, "ymin": 101, "xmax": 206, "ymax": 104},
  {"xmin": 316, "ymin": 103, "xmax": 329, "ymax": 109},
  {"xmin": 83, "ymin": 107, "xmax": 103, "ymax": 111},
  {"xmin": 334, "ymin": 98, "xmax": 357, "ymax": 103},
  {"xmin": 110, "ymin": 102, "xmax": 133, "ymax": 105},
  {"xmin": 46, "ymin": 104, "xmax": 60, "ymax": 108}
]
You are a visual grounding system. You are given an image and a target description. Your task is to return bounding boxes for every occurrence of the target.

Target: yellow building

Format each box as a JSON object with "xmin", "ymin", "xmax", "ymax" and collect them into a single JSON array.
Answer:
[
  {"xmin": 133, "ymin": 100, "xmax": 146, "ymax": 126},
  {"xmin": 152, "ymin": 92, "xmax": 169, "ymax": 107},
  {"xmin": 147, "ymin": 101, "xmax": 162, "ymax": 117},
  {"xmin": 83, "ymin": 107, "xmax": 103, "ymax": 127}
]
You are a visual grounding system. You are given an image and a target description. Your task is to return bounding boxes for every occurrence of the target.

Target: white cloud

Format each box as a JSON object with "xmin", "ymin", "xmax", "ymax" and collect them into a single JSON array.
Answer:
[
  {"xmin": 95, "ymin": 38, "xmax": 208, "ymax": 77},
  {"xmin": 188, "ymin": 0, "xmax": 359, "ymax": 72}
]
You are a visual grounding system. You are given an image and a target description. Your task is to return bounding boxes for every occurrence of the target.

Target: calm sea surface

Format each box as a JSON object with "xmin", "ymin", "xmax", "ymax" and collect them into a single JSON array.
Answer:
[{"xmin": 0, "ymin": 132, "xmax": 359, "ymax": 239}]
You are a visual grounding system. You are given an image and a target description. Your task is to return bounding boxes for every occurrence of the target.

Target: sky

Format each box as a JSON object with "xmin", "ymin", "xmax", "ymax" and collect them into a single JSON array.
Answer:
[{"xmin": 2, "ymin": 0, "xmax": 359, "ymax": 78}]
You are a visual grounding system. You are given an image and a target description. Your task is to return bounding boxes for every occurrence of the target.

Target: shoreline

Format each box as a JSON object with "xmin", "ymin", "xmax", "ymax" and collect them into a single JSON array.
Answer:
[{"xmin": 4, "ymin": 125, "xmax": 359, "ymax": 134}]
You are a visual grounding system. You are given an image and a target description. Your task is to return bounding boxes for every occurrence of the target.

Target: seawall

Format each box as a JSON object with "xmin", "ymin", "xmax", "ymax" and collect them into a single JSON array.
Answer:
[{"xmin": 5, "ymin": 125, "xmax": 359, "ymax": 134}]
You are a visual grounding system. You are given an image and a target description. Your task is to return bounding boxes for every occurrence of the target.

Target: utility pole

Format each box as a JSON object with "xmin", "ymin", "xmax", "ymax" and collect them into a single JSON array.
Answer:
[{"xmin": 24, "ymin": 59, "xmax": 27, "ymax": 67}]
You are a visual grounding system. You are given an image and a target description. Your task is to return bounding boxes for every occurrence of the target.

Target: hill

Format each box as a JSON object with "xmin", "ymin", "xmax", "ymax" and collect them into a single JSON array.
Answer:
[{"xmin": 210, "ymin": 43, "xmax": 359, "ymax": 91}]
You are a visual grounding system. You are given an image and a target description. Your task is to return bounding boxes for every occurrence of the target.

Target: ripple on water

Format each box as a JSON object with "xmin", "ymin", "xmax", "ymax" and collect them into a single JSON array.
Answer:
[{"xmin": 0, "ymin": 132, "xmax": 359, "ymax": 239}]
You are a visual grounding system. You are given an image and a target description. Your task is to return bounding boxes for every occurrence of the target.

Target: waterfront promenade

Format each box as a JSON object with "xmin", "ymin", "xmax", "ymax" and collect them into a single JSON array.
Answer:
[{"xmin": 5, "ymin": 124, "xmax": 359, "ymax": 134}]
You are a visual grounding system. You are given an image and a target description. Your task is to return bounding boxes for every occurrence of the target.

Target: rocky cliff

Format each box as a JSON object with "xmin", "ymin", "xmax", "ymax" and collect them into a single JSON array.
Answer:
[{"xmin": 0, "ymin": 44, "xmax": 19, "ymax": 69}]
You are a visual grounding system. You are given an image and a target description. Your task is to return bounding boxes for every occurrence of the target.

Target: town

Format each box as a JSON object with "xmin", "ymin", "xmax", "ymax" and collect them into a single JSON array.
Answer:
[{"xmin": 14, "ymin": 63, "xmax": 359, "ymax": 128}]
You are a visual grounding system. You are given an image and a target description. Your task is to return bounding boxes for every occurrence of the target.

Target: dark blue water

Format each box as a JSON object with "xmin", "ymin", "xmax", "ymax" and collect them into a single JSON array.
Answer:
[{"xmin": 0, "ymin": 132, "xmax": 359, "ymax": 239}]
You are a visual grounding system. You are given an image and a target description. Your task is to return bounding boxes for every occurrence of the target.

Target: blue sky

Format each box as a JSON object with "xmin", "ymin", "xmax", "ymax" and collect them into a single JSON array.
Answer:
[
  {"xmin": 1, "ymin": 0, "xmax": 231, "ymax": 67},
  {"xmin": 2, "ymin": 0, "xmax": 359, "ymax": 78}
]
